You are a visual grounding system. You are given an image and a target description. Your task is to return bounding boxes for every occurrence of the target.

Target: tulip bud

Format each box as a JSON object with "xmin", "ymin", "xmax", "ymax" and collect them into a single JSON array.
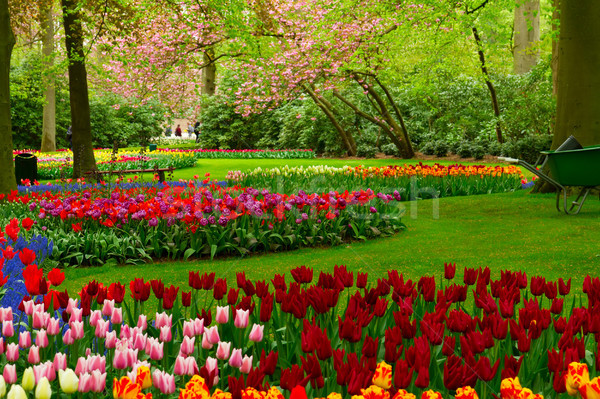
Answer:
[
  {"xmin": 7, "ymin": 384, "xmax": 26, "ymax": 399},
  {"xmin": 22, "ymin": 368, "xmax": 35, "ymax": 391},
  {"xmin": 58, "ymin": 369, "xmax": 79, "ymax": 394},
  {"xmin": 240, "ymin": 355, "xmax": 253, "ymax": 374},
  {"xmin": 229, "ymin": 349, "xmax": 243, "ymax": 368},
  {"xmin": 216, "ymin": 306, "xmax": 229, "ymax": 324},
  {"xmin": 234, "ymin": 309, "xmax": 249, "ymax": 328},
  {"xmin": 34, "ymin": 377, "xmax": 51, "ymax": 399},
  {"xmin": 3, "ymin": 365, "xmax": 16, "ymax": 385},
  {"xmin": 248, "ymin": 324, "xmax": 264, "ymax": 342}
]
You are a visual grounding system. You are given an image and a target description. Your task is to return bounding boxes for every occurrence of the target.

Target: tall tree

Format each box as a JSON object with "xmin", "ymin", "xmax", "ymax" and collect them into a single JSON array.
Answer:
[
  {"xmin": 551, "ymin": 0, "xmax": 600, "ymax": 148},
  {"xmin": 39, "ymin": 0, "xmax": 56, "ymax": 152},
  {"xmin": 61, "ymin": 0, "xmax": 97, "ymax": 177},
  {"xmin": 513, "ymin": 0, "xmax": 540, "ymax": 74},
  {"xmin": 0, "ymin": 0, "xmax": 17, "ymax": 193}
]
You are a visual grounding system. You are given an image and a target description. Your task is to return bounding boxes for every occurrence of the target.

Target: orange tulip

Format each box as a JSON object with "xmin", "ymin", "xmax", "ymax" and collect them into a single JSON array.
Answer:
[
  {"xmin": 455, "ymin": 386, "xmax": 479, "ymax": 399},
  {"xmin": 113, "ymin": 377, "xmax": 141, "ymax": 399},
  {"xmin": 500, "ymin": 378, "xmax": 523, "ymax": 399},
  {"xmin": 211, "ymin": 389, "xmax": 233, "ymax": 399},
  {"xmin": 579, "ymin": 377, "xmax": 600, "ymax": 399},
  {"xmin": 372, "ymin": 362, "xmax": 392, "ymax": 390},
  {"xmin": 566, "ymin": 362, "xmax": 590, "ymax": 396},
  {"xmin": 360, "ymin": 385, "xmax": 390, "ymax": 399},
  {"xmin": 135, "ymin": 366, "xmax": 152, "ymax": 390},
  {"xmin": 392, "ymin": 390, "xmax": 416, "ymax": 399},
  {"xmin": 421, "ymin": 390, "xmax": 443, "ymax": 399}
]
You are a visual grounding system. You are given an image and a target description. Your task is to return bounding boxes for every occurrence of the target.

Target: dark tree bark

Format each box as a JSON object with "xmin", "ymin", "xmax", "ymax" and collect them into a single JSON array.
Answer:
[
  {"xmin": 552, "ymin": 0, "xmax": 600, "ymax": 148},
  {"xmin": 202, "ymin": 49, "xmax": 216, "ymax": 96},
  {"xmin": 304, "ymin": 85, "xmax": 356, "ymax": 156},
  {"xmin": 0, "ymin": 0, "xmax": 16, "ymax": 193},
  {"xmin": 40, "ymin": 1, "xmax": 56, "ymax": 152},
  {"xmin": 472, "ymin": 26, "xmax": 504, "ymax": 143},
  {"xmin": 551, "ymin": 0, "xmax": 560, "ymax": 96},
  {"xmin": 62, "ymin": 0, "xmax": 97, "ymax": 177}
]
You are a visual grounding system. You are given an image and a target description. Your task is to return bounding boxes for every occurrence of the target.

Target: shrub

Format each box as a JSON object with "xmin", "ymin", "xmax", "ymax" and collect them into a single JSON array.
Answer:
[
  {"xmin": 434, "ymin": 140, "xmax": 449, "ymax": 157},
  {"xmin": 381, "ymin": 143, "xmax": 400, "ymax": 156},
  {"xmin": 356, "ymin": 144, "xmax": 378, "ymax": 158},
  {"xmin": 457, "ymin": 142, "xmax": 472, "ymax": 158}
]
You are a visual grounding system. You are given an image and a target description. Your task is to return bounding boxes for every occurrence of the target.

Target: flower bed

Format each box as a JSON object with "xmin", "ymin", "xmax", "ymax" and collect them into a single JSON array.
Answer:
[
  {"xmin": 0, "ymin": 218, "xmax": 597, "ymax": 398},
  {"xmin": 156, "ymin": 148, "xmax": 316, "ymax": 159},
  {"xmin": 227, "ymin": 164, "xmax": 524, "ymax": 198},
  {"xmin": 1, "ymin": 182, "xmax": 404, "ymax": 266},
  {"xmin": 25, "ymin": 150, "xmax": 198, "ymax": 180}
]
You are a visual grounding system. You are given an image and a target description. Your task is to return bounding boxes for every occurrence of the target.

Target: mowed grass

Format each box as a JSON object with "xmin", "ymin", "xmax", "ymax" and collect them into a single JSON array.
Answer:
[{"xmin": 62, "ymin": 182, "xmax": 600, "ymax": 296}]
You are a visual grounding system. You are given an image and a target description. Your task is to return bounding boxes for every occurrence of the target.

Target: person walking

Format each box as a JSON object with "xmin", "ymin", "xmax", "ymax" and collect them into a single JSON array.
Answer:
[
  {"xmin": 175, "ymin": 124, "xmax": 182, "ymax": 137},
  {"xmin": 194, "ymin": 121, "xmax": 201, "ymax": 143},
  {"xmin": 188, "ymin": 123, "xmax": 194, "ymax": 139},
  {"xmin": 66, "ymin": 126, "xmax": 73, "ymax": 149}
]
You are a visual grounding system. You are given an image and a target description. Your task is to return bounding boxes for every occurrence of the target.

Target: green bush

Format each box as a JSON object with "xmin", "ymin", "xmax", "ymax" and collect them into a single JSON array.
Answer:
[
  {"xmin": 434, "ymin": 140, "xmax": 449, "ymax": 157},
  {"xmin": 501, "ymin": 134, "xmax": 552, "ymax": 163},
  {"xmin": 457, "ymin": 142, "xmax": 472, "ymax": 158},
  {"xmin": 381, "ymin": 143, "xmax": 400, "ymax": 156}
]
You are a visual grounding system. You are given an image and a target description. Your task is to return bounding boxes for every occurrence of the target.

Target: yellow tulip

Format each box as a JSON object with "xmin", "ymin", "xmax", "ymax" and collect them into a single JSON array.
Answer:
[
  {"xmin": 21, "ymin": 368, "xmax": 34, "ymax": 392},
  {"xmin": 0, "ymin": 376, "xmax": 5, "ymax": 398},
  {"xmin": 35, "ymin": 377, "xmax": 52, "ymax": 399},
  {"xmin": 566, "ymin": 362, "xmax": 590, "ymax": 396},
  {"xmin": 6, "ymin": 385, "xmax": 26, "ymax": 399},
  {"xmin": 58, "ymin": 369, "xmax": 79, "ymax": 394}
]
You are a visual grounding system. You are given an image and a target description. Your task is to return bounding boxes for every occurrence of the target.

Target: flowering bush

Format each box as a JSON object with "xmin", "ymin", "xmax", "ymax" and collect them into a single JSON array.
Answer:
[
  {"xmin": 1, "ymin": 182, "xmax": 404, "ymax": 266},
  {"xmin": 227, "ymin": 164, "xmax": 524, "ymax": 198}
]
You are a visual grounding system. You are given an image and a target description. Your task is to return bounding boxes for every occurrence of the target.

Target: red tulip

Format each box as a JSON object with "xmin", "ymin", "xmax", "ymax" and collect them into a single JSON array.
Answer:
[
  {"xmin": 162, "ymin": 285, "xmax": 179, "ymax": 310},
  {"xmin": 188, "ymin": 271, "xmax": 201, "ymax": 290},
  {"xmin": 361, "ymin": 336, "xmax": 379, "ymax": 359},
  {"xmin": 545, "ymin": 281, "xmax": 558, "ymax": 300},
  {"xmin": 530, "ymin": 276, "xmax": 546, "ymax": 296},
  {"xmin": 47, "ymin": 268, "xmax": 65, "ymax": 286},
  {"xmin": 559, "ymin": 277, "xmax": 571, "ymax": 296},
  {"xmin": 474, "ymin": 357, "xmax": 499, "ymax": 381},
  {"xmin": 227, "ymin": 288, "xmax": 239, "ymax": 305},
  {"xmin": 463, "ymin": 267, "xmax": 478, "ymax": 285},
  {"xmin": 418, "ymin": 276, "xmax": 436, "ymax": 302},
  {"xmin": 213, "ymin": 278, "xmax": 227, "ymax": 300},
  {"xmin": 108, "ymin": 282, "xmax": 126, "ymax": 303},
  {"xmin": 130, "ymin": 278, "xmax": 151, "ymax": 302},
  {"xmin": 551, "ymin": 298, "xmax": 564, "ymax": 315},
  {"xmin": 357, "ymin": 272, "xmax": 368, "ymax": 288},
  {"xmin": 290, "ymin": 386, "xmax": 308, "ymax": 399},
  {"xmin": 444, "ymin": 262, "xmax": 456, "ymax": 279},
  {"xmin": 501, "ymin": 355, "xmax": 523, "ymax": 380},
  {"xmin": 291, "ymin": 266, "xmax": 313, "ymax": 284},
  {"xmin": 258, "ymin": 350, "xmax": 278, "ymax": 376},
  {"xmin": 19, "ymin": 248, "xmax": 36, "ymax": 266},
  {"xmin": 443, "ymin": 355, "xmax": 464, "ymax": 391},
  {"xmin": 21, "ymin": 217, "xmax": 34, "ymax": 231},
  {"xmin": 151, "ymin": 279, "xmax": 165, "ymax": 300},
  {"xmin": 181, "ymin": 291, "xmax": 191, "ymax": 307}
]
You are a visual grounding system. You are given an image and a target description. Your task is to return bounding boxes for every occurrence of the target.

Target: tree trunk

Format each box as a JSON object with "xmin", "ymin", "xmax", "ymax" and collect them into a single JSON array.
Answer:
[
  {"xmin": 513, "ymin": 0, "xmax": 540, "ymax": 74},
  {"xmin": 0, "ymin": 0, "xmax": 16, "ymax": 194},
  {"xmin": 552, "ymin": 0, "xmax": 600, "ymax": 148},
  {"xmin": 472, "ymin": 26, "xmax": 504, "ymax": 143},
  {"xmin": 304, "ymin": 86, "xmax": 356, "ymax": 156},
  {"xmin": 551, "ymin": 0, "xmax": 560, "ymax": 96},
  {"xmin": 62, "ymin": 0, "xmax": 97, "ymax": 177},
  {"xmin": 202, "ymin": 49, "xmax": 216, "ymax": 96},
  {"xmin": 40, "ymin": 1, "xmax": 56, "ymax": 152}
]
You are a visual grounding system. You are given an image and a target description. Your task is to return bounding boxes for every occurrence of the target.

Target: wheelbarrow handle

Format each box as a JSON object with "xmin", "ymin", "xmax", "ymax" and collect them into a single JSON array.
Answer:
[{"xmin": 498, "ymin": 157, "xmax": 519, "ymax": 164}]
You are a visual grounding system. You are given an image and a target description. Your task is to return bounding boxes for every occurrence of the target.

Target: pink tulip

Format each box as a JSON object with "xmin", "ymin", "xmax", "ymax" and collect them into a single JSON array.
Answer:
[
  {"xmin": 54, "ymin": 353, "xmax": 67, "ymax": 371},
  {"xmin": 0, "ymin": 337, "xmax": 4, "ymax": 355},
  {"xmin": 137, "ymin": 314, "xmax": 147, "ymax": 330},
  {"xmin": 89, "ymin": 310, "xmax": 102, "ymax": 327},
  {"xmin": 69, "ymin": 308, "xmax": 83, "ymax": 323},
  {"xmin": 36, "ymin": 329, "xmax": 49, "ymax": 348},
  {"xmin": 95, "ymin": 320, "xmax": 108, "ymax": 339},
  {"xmin": 147, "ymin": 338, "xmax": 164, "ymax": 361},
  {"xmin": 155, "ymin": 312, "xmax": 172, "ymax": 329},
  {"xmin": 28, "ymin": 345, "xmax": 40, "ymax": 364},
  {"xmin": 186, "ymin": 357, "xmax": 199, "ymax": 375},
  {"xmin": 32, "ymin": 311, "xmax": 47, "ymax": 329},
  {"xmin": 111, "ymin": 308, "xmax": 123, "ymax": 324},
  {"xmin": 216, "ymin": 306, "xmax": 229, "ymax": 324},
  {"xmin": 194, "ymin": 318, "xmax": 204, "ymax": 335},
  {"xmin": 240, "ymin": 355, "xmax": 253, "ymax": 374},
  {"xmin": 78, "ymin": 372, "xmax": 92, "ymax": 393},
  {"xmin": 6, "ymin": 342, "xmax": 18, "ymax": 362},
  {"xmin": 19, "ymin": 331, "xmax": 31, "ymax": 348},
  {"xmin": 88, "ymin": 355, "xmax": 106, "ymax": 373},
  {"xmin": 152, "ymin": 370, "xmax": 175, "ymax": 394},
  {"xmin": 201, "ymin": 332, "xmax": 213, "ymax": 349},
  {"xmin": 63, "ymin": 329, "xmax": 74, "ymax": 345},
  {"xmin": 180, "ymin": 336, "xmax": 195, "ymax": 356},
  {"xmin": 47, "ymin": 318, "xmax": 60, "ymax": 335},
  {"xmin": 229, "ymin": 348, "xmax": 243, "ymax": 368},
  {"xmin": 205, "ymin": 325, "xmax": 220, "ymax": 345},
  {"xmin": 0, "ymin": 307, "xmax": 12, "ymax": 322},
  {"xmin": 234, "ymin": 309, "xmax": 249, "ymax": 328},
  {"xmin": 71, "ymin": 321, "xmax": 84, "ymax": 340},
  {"xmin": 216, "ymin": 341, "xmax": 231, "ymax": 360},
  {"xmin": 183, "ymin": 321, "xmax": 195, "ymax": 338},
  {"xmin": 126, "ymin": 349, "xmax": 139, "ymax": 368},
  {"xmin": 33, "ymin": 362, "xmax": 55, "ymax": 383},
  {"xmin": 105, "ymin": 331, "xmax": 117, "ymax": 349},
  {"xmin": 75, "ymin": 357, "xmax": 87, "ymax": 376},
  {"xmin": 66, "ymin": 298, "xmax": 78, "ymax": 313},
  {"xmin": 249, "ymin": 324, "xmax": 264, "ymax": 342},
  {"xmin": 3, "ymin": 363, "xmax": 16, "ymax": 383},
  {"xmin": 113, "ymin": 349, "xmax": 128, "ymax": 369},
  {"xmin": 159, "ymin": 326, "xmax": 172, "ymax": 342},
  {"xmin": 174, "ymin": 356, "xmax": 186, "ymax": 375},
  {"xmin": 2, "ymin": 320, "xmax": 14, "ymax": 337},
  {"xmin": 133, "ymin": 333, "xmax": 147, "ymax": 351},
  {"xmin": 80, "ymin": 370, "xmax": 106, "ymax": 393},
  {"xmin": 205, "ymin": 357, "xmax": 219, "ymax": 385},
  {"xmin": 102, "ymin": 299, "xmax": 115, "ymax": 316},
  {"xmin": 22, "ymin": 299, "xmax": 35, "ymax": 315},
  {"xmin": 120, "ymin": 324, "xmax": 131, "ymax": 340}
]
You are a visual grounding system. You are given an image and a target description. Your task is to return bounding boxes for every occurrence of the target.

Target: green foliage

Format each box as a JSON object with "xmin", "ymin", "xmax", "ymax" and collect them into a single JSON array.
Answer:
[
  {"xmin": 501, "ymin": 133, "xmax": 553, "ymax": 163},
  {"xmin": 89, "ymin": 95, "xmax": 167, "ymax": 148},
  {"xmin": 9, "ymin": 51, "xmax": 71, "ymax": 150}
]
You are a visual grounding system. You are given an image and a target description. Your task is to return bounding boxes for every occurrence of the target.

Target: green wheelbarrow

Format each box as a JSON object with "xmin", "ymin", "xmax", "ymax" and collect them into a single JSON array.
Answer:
[{"xmin": 499, "ymin": 143, "xmax": 600, "ymax": 215}]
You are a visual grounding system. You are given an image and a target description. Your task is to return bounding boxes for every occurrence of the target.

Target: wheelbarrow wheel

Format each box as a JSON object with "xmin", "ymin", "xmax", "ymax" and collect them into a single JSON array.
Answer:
[{"xmin": 556, "ymin": 187, "xmax": 591, "ymax": 215}]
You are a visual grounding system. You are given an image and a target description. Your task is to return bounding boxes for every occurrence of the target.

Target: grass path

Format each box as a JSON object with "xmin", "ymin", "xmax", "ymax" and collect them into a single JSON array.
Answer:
[{"xmin": 63, "ymin": 188, "xmax": 600, "ymax": 295}]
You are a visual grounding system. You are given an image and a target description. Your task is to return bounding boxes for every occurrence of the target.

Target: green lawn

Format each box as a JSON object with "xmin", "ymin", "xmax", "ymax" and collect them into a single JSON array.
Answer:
[{"xmin": 63, "ymin": 186, "xmax": 600, "ymax": 296}]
